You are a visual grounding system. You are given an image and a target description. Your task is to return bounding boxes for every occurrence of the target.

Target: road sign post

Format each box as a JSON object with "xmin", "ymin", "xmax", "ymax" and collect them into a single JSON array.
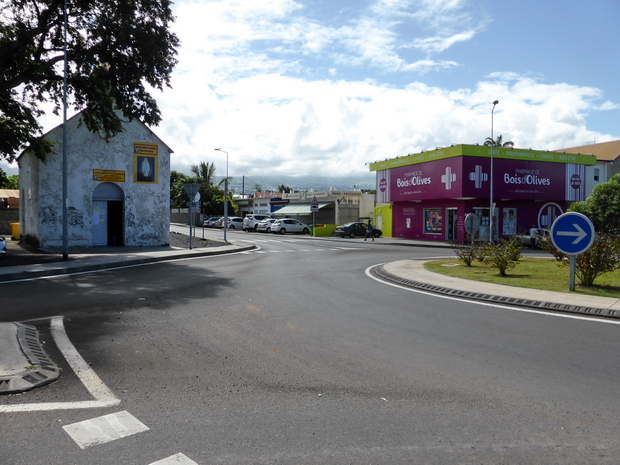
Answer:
[
  {"xmin": 184, "ymin": 183, "xmax": 202, "ymax": 249},
  {"xmin": 464, "ymin": 213, "xmax": 480, "ymax": 241},
  {"xmin": 310, "ymin": 196, "xmax": 319, "ymax": 236},
  {"xmin": 550, "ymin": 212, "xmax": 595, "ymax": 291}
]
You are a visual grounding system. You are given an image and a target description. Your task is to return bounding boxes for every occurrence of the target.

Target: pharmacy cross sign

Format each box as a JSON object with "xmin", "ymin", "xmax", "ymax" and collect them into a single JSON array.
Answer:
[{"xmin": 550, "ymin": 212, "xmax": 595, "ymax": 256}]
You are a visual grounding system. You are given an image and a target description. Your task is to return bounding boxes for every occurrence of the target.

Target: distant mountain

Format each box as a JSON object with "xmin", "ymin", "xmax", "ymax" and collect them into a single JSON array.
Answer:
[{"xmin": 228, "ymin": 174, "xmax": 376, "ymax": 194}]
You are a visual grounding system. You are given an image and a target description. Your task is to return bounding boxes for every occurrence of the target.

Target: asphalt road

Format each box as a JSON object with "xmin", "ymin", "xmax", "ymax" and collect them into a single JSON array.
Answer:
[{"xmin": 2, "ymin": 229, "xmax": 620, "ymax": 464}]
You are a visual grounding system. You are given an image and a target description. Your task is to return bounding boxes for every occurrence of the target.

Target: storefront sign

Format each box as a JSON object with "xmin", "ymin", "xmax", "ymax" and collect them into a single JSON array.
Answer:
[{"xmin": 93, "ymin": 169, "xmax": 125, "ymax": 182}]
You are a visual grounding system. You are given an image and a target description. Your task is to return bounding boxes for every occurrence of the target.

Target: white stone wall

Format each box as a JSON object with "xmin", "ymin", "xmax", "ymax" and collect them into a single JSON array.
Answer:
[{"xmin": 20, "ymin": 113, "xmax": 171, "ymax": 248}]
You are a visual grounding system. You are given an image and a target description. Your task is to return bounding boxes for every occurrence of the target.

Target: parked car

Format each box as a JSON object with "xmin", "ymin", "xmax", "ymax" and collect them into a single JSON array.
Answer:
[
  {"xmin": 516, "ymin": 228, "xmax": 550, "ymax": 247},
  {"xmin": 256, "ymin": 218, "xmax": 277, "ymax": 233},
  {"xmin": 333, "ymin": 222, "xmax": 382, "ymax": 238},
  {"xmin": 0, "ymin": 236, "xmax": 6, "ymax": 254},
  {"xmin": 271, "ymin": 218, "xmax": 310, "ymax": 235},
  {"xmin": 213, "ymin": 217, "xmax": 225, "ymax": 228},
  {"xmin": 225, "ymin": 217, "xmax": 244, "ymax": 229},
  {"xmin": 242, "ymin": 214, "xmax": 270, "ymax": 232},
  {"xmin": 203, "ymin": 217, "xmax": 220, "ymax": 228}
]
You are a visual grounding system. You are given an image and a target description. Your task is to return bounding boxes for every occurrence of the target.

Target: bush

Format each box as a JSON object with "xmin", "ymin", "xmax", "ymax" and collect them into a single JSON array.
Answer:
[
  {"xmin": 573, "ymin": 234, "xmax": 620, "ymax": 287},
  {"xmin": 480, "ymin": 239, "xmax": 519, "ymax": 276},
  {"xmin": 502, "ymin": 236, "xmax": 523, "ymax": 262},
  {"xmin": 453, "ymin": 236, "xmax": 481, "ymax": 266}
]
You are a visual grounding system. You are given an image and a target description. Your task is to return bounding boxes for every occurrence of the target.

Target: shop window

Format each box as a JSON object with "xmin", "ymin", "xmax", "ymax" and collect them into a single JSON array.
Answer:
[{"xmin": 424, "ymin": 208, "xmax": 442, "ymax": 234}]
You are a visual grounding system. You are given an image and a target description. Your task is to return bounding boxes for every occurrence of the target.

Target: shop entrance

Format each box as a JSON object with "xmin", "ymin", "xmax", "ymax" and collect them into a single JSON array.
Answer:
[{"xmin": 446, "ymin": 208, "xmax": 458, "ymax": 241}]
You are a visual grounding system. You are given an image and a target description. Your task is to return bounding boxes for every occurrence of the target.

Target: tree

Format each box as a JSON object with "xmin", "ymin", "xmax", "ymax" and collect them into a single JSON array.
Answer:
[
  {"xmin": 484, "ymin": 135, "xmax": 514, "ymax": 148},
  {"xmin": 191, "ymin": 162, "xmax": 217, "ymax": 186},
  {"xmin": 568, "ymin": 173, "xmax": 620, "ymax": 234},
  {"xmin": 0, "ymin": 0, "xmax": 179, "ymax": 163},
  {"xmin": 277, "ymin": 184, "xmax": 292, "ymax": 193},
  {"xmin": 170, "ymin": 171, "xmax": 192, "ymax": 208}
]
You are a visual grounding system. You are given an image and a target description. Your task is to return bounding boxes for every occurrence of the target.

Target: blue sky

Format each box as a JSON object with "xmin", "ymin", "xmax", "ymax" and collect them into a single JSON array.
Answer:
[{"xmin": 4, "ymin": 0, "xmax": 619, "ymax": 180}]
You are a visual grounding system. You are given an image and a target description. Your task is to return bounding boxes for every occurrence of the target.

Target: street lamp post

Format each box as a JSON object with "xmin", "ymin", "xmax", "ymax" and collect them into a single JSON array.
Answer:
[
  {"xmin": 489, "ymin": 100, "xmax": 499, "ymax": 243},
  {"xmin": 215, "ymin": 148, "xmax": 229, "ymax": 243}
]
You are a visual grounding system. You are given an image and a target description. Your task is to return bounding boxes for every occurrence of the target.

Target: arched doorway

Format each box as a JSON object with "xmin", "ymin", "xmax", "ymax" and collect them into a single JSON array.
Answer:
[{"xmin": 92, "ymin": 183, "xmax": 124, "ymax": 246}]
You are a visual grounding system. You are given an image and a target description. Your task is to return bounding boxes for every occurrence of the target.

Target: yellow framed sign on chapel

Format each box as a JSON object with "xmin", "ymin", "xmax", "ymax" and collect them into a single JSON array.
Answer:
[{"xmin": 133, "ymin": 142, "xmax": 158, "ymax": 184}]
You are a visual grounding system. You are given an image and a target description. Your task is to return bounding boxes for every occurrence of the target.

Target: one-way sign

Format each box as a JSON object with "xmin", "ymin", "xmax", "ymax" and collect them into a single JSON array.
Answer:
[{"xmin": 550, "ymin": 212, "xmax": 595, "ymax": 255}]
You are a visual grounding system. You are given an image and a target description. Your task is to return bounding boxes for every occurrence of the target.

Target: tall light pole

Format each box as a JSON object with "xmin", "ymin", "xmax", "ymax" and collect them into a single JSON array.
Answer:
[
  {"xmin": 62, "ymin": 0, "xmax": 69, "ymax": 260},
  {"xmin": 215, "ymin": 148, "xmax": 229, "ymax": 243},
  {"xmin": 489, "ymin": 100, "xmax": 499, "ymax": 243}
]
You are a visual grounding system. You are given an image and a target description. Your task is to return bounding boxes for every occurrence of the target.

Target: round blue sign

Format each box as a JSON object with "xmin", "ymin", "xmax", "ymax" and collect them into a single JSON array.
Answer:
[{"xmin": 550, "ymin": 212, "xmax": 595, "ymax": 255}]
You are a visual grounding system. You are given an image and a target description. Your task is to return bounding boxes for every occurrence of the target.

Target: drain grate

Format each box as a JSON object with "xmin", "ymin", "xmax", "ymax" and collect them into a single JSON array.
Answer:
[{"xmin": 0, "ymin": 323, "xmax": 60, "ymax": 395}]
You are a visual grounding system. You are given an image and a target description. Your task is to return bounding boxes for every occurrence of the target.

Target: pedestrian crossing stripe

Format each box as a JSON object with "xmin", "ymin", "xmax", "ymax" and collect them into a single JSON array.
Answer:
[{"xmin": 63, "ymin": 410, "xmax": 149, "ymax": 449}]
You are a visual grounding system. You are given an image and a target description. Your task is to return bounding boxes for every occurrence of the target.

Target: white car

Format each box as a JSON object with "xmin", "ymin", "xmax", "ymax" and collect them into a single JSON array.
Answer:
[
  {"xmin": 225, "ymin": 217, "xmax": 244, "ymax": 229},
  {"xmin": 0, "ymin": 236, "xmax": 6, "ymax": 254},
  {"xmin": 271, "ymin": 218, "xmax": 310, "ymax": 235},
  {"xmin": 242, "ymin": 214, "xmax": 270, "ymax": 232},
  {"xmin": 256, "ymin": 218, "xmax": 277, "ymax": 233}
]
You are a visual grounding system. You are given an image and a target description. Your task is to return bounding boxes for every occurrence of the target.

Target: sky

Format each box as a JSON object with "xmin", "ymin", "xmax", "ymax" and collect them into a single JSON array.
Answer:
[{"xmin": 3, "ymin": 0, "xmax": 619, "ymax": 181}]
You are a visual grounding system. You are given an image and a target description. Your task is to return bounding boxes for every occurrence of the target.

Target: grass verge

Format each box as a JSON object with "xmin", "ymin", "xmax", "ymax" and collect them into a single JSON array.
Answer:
[{"xmin": 424, "ymin": 257, "xmax": 620, "ymax": 299}]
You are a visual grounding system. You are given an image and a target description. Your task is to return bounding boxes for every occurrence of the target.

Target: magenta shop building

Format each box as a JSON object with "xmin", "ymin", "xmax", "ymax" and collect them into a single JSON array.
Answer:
[{"xmin": 369, "ymin": 145, "xmax": 595, "ymax": 242}]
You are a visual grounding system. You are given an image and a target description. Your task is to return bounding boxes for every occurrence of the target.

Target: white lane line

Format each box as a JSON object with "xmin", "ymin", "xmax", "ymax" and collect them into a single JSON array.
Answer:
[
  {"xmin": 0, "ymin": 316, "xmax": 120, "ymax": 413},
  {"xmin": 149, "ymin": 453, "xmax": 198, "ymax": 465},
  {"xmin": 365, "ymin": 264, "xmax": 620, "ymax": 326},
  {"xmin": 63, "ymin": 410, "xmax": 149, "ymax": 449}
]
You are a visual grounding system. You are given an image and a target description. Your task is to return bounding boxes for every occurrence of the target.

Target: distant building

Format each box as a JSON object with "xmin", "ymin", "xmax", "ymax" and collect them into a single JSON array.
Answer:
[
  {"xmin": 18, "ymin": 112, "xmax": 173, "ymax": 248},
  {"xmin": 555, "ymin": 140, "xmax": 620, "ymax": 197},
  {"xmin": 369, "ymin": 144, "xmax": 596, "ymax": 242}
]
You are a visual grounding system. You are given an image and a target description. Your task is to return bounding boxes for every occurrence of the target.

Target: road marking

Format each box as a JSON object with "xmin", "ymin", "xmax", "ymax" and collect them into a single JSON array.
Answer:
[
  {"xmin": 63, "ymin": 410, "xmax": 149, "ymax": 449},
  {"xmin": 0, "ymin": 316, "xmax": 120, "ymax": 413},
  {"xmin": 149, "ymin": 453, "xmax": 198, "ymax": 465},
  {"xmin": 366, "ymin": 264, "xmax": 620, "ymax": 326}
]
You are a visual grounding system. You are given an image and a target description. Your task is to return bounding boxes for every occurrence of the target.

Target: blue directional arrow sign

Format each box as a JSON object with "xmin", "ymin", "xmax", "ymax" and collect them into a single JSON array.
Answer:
[{"xmin": 550, "ymin": 212, "xmax": 595, "ymax": 255}]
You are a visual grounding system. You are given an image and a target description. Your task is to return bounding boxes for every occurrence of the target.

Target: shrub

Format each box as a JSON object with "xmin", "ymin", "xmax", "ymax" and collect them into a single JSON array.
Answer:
[
  {"xmin": 503, "ymin": 236, "xmax": 523, "ymax": 262},
  {"xmin": 480, "ymin": 239, "xmax": 519, "ymax": 276},
  {"xmin": 453, "ymin": 236, "xmax": 481, "ymax": 266},
  {"xmin": 572, "ymin": 234, "xmax": 620, "ymax": 287}
]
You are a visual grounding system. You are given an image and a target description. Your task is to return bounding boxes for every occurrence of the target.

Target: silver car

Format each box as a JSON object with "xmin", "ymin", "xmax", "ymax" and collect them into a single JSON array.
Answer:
[{"xmin": 271, "ymin": 218, "xmax": 310, "ymax": 235}]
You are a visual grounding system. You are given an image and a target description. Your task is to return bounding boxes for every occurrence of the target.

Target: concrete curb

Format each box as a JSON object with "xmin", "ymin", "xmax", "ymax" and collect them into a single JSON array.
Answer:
[{"xmin": 373, "ymin": 265, "xmax": 620, "ymax": 320}]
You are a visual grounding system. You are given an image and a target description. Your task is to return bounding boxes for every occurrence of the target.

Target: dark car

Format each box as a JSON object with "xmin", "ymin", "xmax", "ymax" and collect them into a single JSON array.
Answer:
[{"xmin": 333, "ymin": 222, "xmax": 382, "ymax": 238}]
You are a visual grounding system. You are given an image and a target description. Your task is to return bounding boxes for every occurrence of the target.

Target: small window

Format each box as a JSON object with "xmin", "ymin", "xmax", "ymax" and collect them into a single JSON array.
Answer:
[{"xmin": 594, "ymin": 168, "xmax": 600, "ymax": 182}]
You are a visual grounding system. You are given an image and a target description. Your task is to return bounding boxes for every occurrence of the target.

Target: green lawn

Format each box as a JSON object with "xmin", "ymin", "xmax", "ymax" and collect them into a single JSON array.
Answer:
[{"xmin": 424, "ymin": 257, "xmax": 620, "ymax": 298}]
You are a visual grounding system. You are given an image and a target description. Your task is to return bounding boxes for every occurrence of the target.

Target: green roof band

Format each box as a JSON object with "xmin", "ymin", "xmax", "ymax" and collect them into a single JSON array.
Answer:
[{"xmin": 368, "ymin": 144, "xmax": 597, "ymax": 172}]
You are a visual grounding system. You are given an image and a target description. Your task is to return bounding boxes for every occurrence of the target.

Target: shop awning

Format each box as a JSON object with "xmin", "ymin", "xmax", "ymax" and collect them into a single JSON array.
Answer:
[{"xmin": 274, "ymin": 202, "xmax": 330, "ymax": 215}]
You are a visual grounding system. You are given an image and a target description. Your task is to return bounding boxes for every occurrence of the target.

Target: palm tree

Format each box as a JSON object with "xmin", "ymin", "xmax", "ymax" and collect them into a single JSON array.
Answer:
[
  {"xmin": 484, "ymin": 135, "xmax": 514, "ymax": 148},
  {"xmin": 191, "ymin": 161, "xmax": 217, "ymax": 186}
]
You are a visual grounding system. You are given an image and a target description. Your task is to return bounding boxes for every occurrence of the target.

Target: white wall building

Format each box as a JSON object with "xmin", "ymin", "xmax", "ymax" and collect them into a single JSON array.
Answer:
[
  {"xmin": 19, "ymin": 112, "xmax": 172, "ymax": 248},
  {"xmin": 556, "ymin": 140, "xmax": 620, "ymax": 197}
]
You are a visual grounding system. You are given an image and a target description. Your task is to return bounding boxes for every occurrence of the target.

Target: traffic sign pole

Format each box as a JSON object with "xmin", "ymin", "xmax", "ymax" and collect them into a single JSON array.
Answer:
[{"xmin": 550, "ymin": 212, "xmax": 595, "ymax": 292}]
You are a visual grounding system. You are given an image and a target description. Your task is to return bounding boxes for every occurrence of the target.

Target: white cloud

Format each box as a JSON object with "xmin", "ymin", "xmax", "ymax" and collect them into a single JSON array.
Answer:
[{"xmin": 7, "ymin": 0, "xmax": 614, "ymax": 181}]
